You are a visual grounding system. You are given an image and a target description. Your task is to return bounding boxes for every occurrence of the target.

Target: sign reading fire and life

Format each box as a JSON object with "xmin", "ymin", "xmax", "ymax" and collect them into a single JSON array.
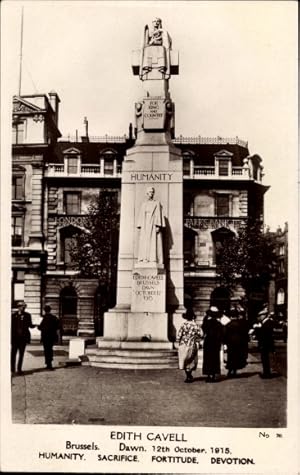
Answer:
[
  {"xmin": 143, "ymin": 99, "xmax": 165, "ymax": 130},
  {"xmin": 132, "ymin": 270, "xmax": 165, "ymax": 313}
]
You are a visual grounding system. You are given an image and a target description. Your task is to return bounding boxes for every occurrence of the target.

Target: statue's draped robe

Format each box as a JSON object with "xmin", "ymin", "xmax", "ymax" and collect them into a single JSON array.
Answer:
[{"xmin": 137, "ymin": 200, "xmax": 165, "ymax": 264}]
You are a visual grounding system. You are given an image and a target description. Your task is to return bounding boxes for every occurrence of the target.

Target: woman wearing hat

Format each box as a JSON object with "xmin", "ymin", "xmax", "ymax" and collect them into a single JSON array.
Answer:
[
  {"xmin": 223, "ymin": 308, "xmax": 248, "ymax": 377},
  {"xmin": 177, "ymin": 307, "xmax": 202, "ymax": 383},
  {"xmin": 202, "ymin": 306, "xmax": 223, "ymax": 382}
]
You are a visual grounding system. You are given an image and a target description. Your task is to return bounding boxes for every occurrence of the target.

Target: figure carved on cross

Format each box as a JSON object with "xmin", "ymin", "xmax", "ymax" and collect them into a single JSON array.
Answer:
[{"xmin": 132, "ymin": 18, "xmax": 179, "ymax": 81}]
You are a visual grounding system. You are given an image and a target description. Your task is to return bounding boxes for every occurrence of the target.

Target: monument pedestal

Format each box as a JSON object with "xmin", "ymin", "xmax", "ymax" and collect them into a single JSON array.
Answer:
[
  {"xmin": 86, "ymin": 19, "xmax": 185, "ymax": 368},
  {"xmin": 132, "ymin": 267, "xmax": 165, "ymax": 312},
  {"xmin": 100, "ymin": 310, "xmax": 170, "ymax": 346}
]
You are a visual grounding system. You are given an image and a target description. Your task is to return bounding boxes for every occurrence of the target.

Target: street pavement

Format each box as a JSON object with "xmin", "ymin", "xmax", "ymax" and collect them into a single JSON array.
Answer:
[{"xmin": 11, "ymin": 341, "xmax": 287, "ymax": 427}]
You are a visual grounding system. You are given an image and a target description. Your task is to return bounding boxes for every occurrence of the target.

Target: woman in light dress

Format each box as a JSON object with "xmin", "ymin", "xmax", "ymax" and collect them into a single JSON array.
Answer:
[{"xmin": 177, "ymin": 308, "xmax": 202, "ymax": 383}]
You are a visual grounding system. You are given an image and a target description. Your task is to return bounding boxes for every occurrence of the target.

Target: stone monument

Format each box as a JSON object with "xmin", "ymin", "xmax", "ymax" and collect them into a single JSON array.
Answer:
[{"xmin": 99, "ymin": 18, "xmax": 184, "ymax": 351}]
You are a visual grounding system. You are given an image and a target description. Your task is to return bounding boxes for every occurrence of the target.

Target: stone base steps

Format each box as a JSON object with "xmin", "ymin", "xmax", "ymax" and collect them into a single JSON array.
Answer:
[{"xmin": 84, "ymin": 347, "xmax": 179, "ymax": 369}]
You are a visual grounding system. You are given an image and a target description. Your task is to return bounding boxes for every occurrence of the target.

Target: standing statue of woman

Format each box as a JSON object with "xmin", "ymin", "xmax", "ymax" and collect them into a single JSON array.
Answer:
[{"xmin": 137, "ymin": 187, "xmax": 165, "ymax": 265}]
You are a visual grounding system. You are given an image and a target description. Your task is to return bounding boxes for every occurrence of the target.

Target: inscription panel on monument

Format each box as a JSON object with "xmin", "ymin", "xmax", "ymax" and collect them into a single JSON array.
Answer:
[
  {"xmin": 143, "ymin": 99, "xmax": 165, "ymax": 130},
  {"xmin": 131, "ymin": 269, "xmax": 165, "ymax": 313},
  {"xmin": 124, "ymin": 171, "xmax": 182, "ymax": 183}
]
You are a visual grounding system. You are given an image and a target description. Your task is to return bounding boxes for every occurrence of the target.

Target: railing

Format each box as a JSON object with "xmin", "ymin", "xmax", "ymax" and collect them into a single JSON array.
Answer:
[
  {"xmin": 59, "ymin": 135, "xmax": 128, "ymax": 143},
  {"xmin": 59, "ymin": 134, "xmax": 248, "ymax": 148},
  {"xmin": 89, "ymin": 135, "xmax": 128, "ymax": 143},
  {"xmin": 81, "ymin": 165, "xmax": 101, "ymax": 174},
  {"xmin": 50, "ymin": 165, "xmax": 64, "ymax": 173},
  {"xmin": 173, "ymin": 135, "xmax": 248, "ymax": 148},
  {"xmin": 188, "ymin": 165, "xmax": 250, "ymax": 179},
  {"xmin": 46, "ymin": 162, "xmax": 255, "ymax": 181},
  {"xmin": 194, "ymin": 166, "xmax": 215, "ymax": 176},
  {"xmin": 232, "ymin": 167, "xmax": 243, "ymax": 176},
  {"xmin": 46, "ymin": 163, "xmax": 122, "ymax": 178}
]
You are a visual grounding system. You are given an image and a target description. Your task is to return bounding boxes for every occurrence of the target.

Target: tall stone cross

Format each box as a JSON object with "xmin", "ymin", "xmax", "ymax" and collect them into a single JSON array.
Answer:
[
  {"xmin": 132, "ymin": 18, "xmax": 179, "ymax": 133},
  {"xmin": 102, "ymin": 18, "xmax": 184, "ymax": 347}
]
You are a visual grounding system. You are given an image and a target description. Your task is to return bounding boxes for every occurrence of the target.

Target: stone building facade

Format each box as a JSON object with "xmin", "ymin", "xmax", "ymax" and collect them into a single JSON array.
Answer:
[
  {"xmin": 12, "ymin": 93, "xmax": 61, "ymax": 336},
  {"xmin": 11, "ymin": 93, "xmax": 268, "ymax": 337}
]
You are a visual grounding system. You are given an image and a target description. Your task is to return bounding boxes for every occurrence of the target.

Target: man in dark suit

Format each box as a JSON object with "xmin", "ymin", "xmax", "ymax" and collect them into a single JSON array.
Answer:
[
  {"xmin": 255, "ymin": 308, "xmax": 275, "ymax": 378},
  {"xmin": 11, "ymin": 301, "xmax": 36, "ymax": 374},
  {"xmin": 38, "ymin": 305, "xmax": 59, "ymax": 370}
]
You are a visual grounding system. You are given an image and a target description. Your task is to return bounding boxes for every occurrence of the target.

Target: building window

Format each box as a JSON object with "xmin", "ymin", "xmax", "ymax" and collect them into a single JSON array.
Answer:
[
  {"xmin": 62, "ymin": 236, "xmax": 78, "ymax": 266},
  {"xmin": 101, "ymin": 150, "xmax": 117, "ymax": 176},
  {"xmin": 182, "ymin": 151, "xmax": 193, "ymax": 177},
  {"xmin": 12, "ymin": 176, "xmax": 24, "ymax": 200},
  {"xmin": 211, "ymin": 227, "xmax": 235, "ymax": 265},
  {"xmin": 218, "ymin": 159, "xmax": 229, "ymax": 176},
  {"xmin": 215, "ymin": 194, "xmax": 230, "ymax": 216},
  {"xmin": 12, "ymin": 270, "xmax": 25, "ymax": 307},
  {"xmin": 66, "ymin": 157, "xmax": 78, "ymax": 174},
  {"xmin": 183, "ymin": 159, "xmax": 190, "ymax": 176},
  {"xmin": 11, "ymin": 216, "xmax": 24, "ymax": 246},
  {"xmin": 64, "ymin": 192, "xmax": 81, "ymax": 214},
  {"xmin": 60, "ymin": 226, "xmax": 81, "ymax": 267},
  {"xmin": 12, "ymin": 122, "xmax": 25, "ymax": 144},
  {"xmin": 104, "ymin": 157, "xmax": 114, "ymax": 175},
  {"xmin": 60, "ymin": 286, "xmax": 78, "ymax": 336}
]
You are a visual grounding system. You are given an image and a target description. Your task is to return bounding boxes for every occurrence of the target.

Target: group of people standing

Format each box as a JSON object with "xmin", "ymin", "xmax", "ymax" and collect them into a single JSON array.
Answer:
[
  {"xmin": 177, "ymin": 303, "xmax": 274, "ymax": 383},
  {"xmin": 11, "ymin": 301, "xmax": 59, "ymax": 375}
]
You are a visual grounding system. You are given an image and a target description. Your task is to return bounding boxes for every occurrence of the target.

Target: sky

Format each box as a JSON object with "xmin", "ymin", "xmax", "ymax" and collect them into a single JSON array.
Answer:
[{"xmin": 1, "ymin": 0, "xmax": 298, "ymax": 230}]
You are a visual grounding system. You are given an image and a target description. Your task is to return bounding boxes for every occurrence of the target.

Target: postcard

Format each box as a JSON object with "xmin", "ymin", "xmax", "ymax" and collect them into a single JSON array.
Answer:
[{"xmin": 1, "ymin": 1, "xmax": 298, "ymax": 474}]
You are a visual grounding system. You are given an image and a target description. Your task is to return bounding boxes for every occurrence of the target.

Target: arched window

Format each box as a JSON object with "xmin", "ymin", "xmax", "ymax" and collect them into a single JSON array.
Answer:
[
  {"xmin": 184, "ymin": 226, "xmax": 197, "ymax": 267},
  {"xmin": 182, "ymin": 150, "xmax": 193, "ymax": 177},
  {"xmin": 211, "ymin": 227, "xmax": 235, "ymax": 265},
  {"xmin": 60, "ymin": 225, "xmax": 81, "ymax": 267},
  {"xmin": 101, "ymin": 149, "xmax": 117, "ymax": 176},
  {"xmin": 60, "ymin": 286, "xmax": 78, "ymax": 336}
]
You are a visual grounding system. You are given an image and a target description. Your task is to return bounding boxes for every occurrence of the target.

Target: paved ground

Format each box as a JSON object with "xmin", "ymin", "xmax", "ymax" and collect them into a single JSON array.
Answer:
[{"xmin": 11, "ymin": 342, "xmax": 287, "ymax": 427}]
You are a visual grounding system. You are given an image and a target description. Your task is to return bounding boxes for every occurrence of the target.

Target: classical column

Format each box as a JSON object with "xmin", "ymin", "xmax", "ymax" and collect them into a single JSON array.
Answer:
[{"xmin": 29, "ymin": 161, "xmax": 44, "ymax": 249}]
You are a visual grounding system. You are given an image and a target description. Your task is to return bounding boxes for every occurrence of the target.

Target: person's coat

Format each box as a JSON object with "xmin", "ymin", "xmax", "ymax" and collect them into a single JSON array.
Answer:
[
  {"xmin": 224, "ymin": 318, "xmax": 248, "ymax": 370},
  {"xmin": 39, "ymin": 313, "xmax": 59, "ymax": 344},
  {"xmin": 256, "ymin": 318, "xmax": 275, "ymax": 352},
  {"xmin": 202, "ymin": 317, "xmax": 223, "ymax": 375},
  {"xmin": 11, "ymin": 311, "xmax": 34, "ymax": 345}
]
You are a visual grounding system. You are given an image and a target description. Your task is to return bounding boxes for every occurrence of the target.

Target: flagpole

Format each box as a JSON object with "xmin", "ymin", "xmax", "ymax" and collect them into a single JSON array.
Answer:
[{"xmin": 18, "ymin": 7, "xmax": 24, "ymax": 96}]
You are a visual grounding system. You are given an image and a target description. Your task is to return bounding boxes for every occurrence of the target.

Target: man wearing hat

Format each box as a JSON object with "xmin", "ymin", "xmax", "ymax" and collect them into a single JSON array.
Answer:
[
  {"xmin": 11, "ymin": 301, "xmax": 36, "ymax": 374},
  {"xmin": 38, "ymin": 305, "xmax": 59, "ymax": 370},
  {"xmin": 255, "ymin": 306, "xmax": 275, "ymax": 378}
]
